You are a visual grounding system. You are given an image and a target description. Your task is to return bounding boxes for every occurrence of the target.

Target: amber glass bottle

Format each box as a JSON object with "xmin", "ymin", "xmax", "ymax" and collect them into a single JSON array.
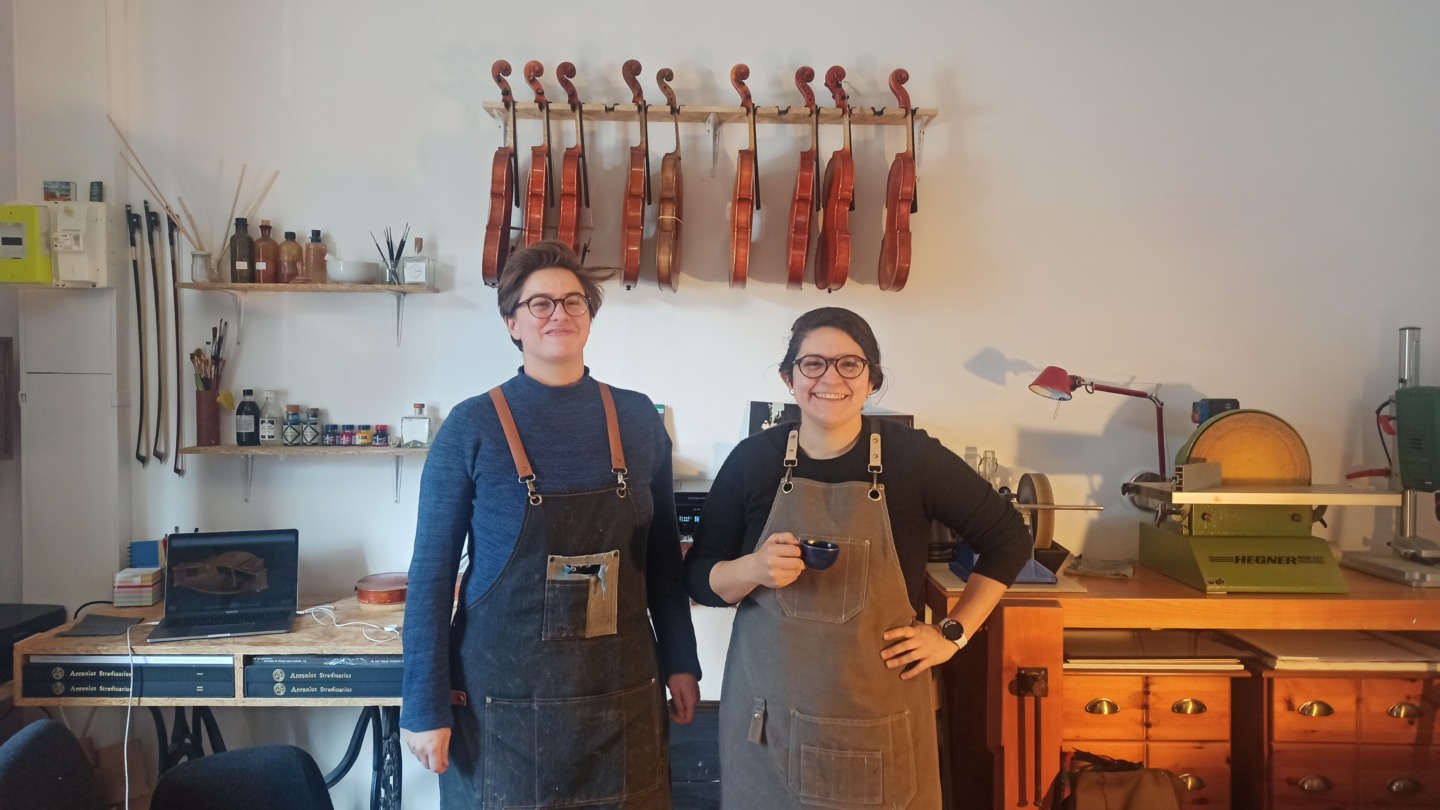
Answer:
[
  {"xmin": 254, "ymin": 220, "xmax": 279, "ymax": 283},
  {"xmin": 303, "ymin": 229, "xmax": 327, "ymax": 283},
  {"xmin": 229, "ymin": 218, "xmax": 255, "ymax": 283},
  {"xmin": 279, "ymin": 231, "xmax": 303, "ymax": 283}
]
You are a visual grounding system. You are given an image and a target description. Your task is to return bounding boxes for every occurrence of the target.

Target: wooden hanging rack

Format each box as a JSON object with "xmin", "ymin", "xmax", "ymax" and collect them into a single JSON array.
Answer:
[{"xmin": 484, "ymin": 102, "xmax": 937, "ymax": 128}]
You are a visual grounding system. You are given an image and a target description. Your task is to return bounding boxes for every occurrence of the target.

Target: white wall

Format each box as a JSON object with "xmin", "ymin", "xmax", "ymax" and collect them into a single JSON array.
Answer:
[
  {"xmin": 13, "ymin": 1, "xmax": 1440, "ymax": 805},
  {"xmin": 0, "ymin": 0, "xmax": 21, "ymax": 602}
]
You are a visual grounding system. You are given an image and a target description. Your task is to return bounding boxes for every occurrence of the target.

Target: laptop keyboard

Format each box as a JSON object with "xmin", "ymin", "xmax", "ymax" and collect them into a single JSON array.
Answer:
[{"xmin": 167, "ymin": 611, "xmax": 294, "ymax": 627}]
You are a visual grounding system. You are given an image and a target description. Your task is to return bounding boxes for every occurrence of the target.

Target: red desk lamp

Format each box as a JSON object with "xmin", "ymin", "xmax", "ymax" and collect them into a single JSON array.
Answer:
[{"xmin": 1030, "ymin": 365, "xmax": 1169, "ymax": 507}]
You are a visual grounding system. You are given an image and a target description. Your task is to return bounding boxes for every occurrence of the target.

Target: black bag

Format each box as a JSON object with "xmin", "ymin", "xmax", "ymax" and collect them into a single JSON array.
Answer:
[{"xmin": 1052, "ymin": 749, "xmax": 1187, "ymax": 810}]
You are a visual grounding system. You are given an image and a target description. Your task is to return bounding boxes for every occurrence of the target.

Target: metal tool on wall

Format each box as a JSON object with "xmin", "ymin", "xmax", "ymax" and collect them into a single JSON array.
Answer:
[
  {"xmin": 125, "ymin": 206, "xmax": 149, "ymax": 466},
  {"xmin": 145, "ymin": 202, "xmax": 169, "ymax": 464}
]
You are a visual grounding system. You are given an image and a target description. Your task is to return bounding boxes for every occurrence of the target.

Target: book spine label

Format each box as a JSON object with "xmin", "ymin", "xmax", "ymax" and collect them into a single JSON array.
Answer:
[
  {"xmin": 250, "ymin": 656, "xmax": 403, "ymax": 666},
  {"xmin": 25, "ymin": 664, "xmax": 232, "ymax": 682},
  {"xmin": 23, "ymin": 678, "xmax": 235, "ymax": 699},
  {"xmin": 243, "ymin": 665, "xmax": 403, "ymax": 683},
  {"xmin": 244, "ymin": 680, "xmax": 401, "ymax": 699}
]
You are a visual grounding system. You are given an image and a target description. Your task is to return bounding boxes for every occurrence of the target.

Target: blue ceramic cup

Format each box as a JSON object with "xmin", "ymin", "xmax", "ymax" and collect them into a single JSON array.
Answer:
[{"xmin": 799, "ymin": 538, "xmax": 841, "ymax": 571}]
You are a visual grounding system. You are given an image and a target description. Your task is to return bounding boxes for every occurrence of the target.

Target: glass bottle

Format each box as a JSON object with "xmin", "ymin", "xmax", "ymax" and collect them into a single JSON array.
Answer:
[
  {"xmin": 302, "ymin": 229, "xmax": 327, "ymax": 283},
  {"xmin": 401, "ymin": 403, "xmax": 431, "ymax": 448},
  {"xmin": 356, "ymin": 424, "xmax": 374, "ymax": 446},
  {"xmin": 235, "ymin": 389, "xmax": 260, "ymax": 446},
  {"xmin": 279, "ymin": 231, "xmax": 303, "ymax": 283},
  {"xmin": 258, "ymin": 389, "xmax": 281, "ymax": 446},
  {"xmin": 229, "ymin": 218, "xmax": 255, "ymax": 283},
  {"xmin": 373, "ymin": 424, "xmax": 390, "ymax": 447},
  {"xmin": 302, "ymin": 408, "xmax": 322, "ymax": 446},
  {"xmin": 340, "ymin": 424, "xmax": 356, "ymax": 446},
  {"xmin": 399, "ymin": 237, "xmax": 435, "ymax": 286},
  {"xmin": 978, "ymin": 450, "xmax": 1000, "ymax": 489},
  {"xmin": 254, "ymin": 220, "xmax": 279, "ymax": 283},
  {"xmin": 282, "ymin": 404, "xmax": 304, "ymax": 446}
]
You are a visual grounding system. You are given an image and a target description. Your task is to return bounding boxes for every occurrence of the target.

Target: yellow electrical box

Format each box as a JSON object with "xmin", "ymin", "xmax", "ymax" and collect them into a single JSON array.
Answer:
[{"xmin": 0, "ymin": 205, "xmax": 52, "ymax": 284}]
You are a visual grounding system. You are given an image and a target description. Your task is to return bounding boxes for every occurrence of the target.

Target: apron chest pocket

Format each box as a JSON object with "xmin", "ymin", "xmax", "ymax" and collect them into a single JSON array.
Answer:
[
  {"xmin": 775, "ymin": 536, "xmax": 869, "ymax": 624},
  {"xmin": 543, "ymin": 551, "xmax": 619, "ymax": 640},
  {"xmin": 788, "ymin": 709, "xmax": 917, "ymax": 810},
  {"xmin": 481, "ymin": 679, "xmax": 663, "ymax": 809}
]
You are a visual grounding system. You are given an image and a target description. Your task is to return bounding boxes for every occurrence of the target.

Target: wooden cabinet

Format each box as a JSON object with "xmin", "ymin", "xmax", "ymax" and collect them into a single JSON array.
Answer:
[
  {"xmin": 1063, "ymin": 672, "xmax": 1235, "ymax": 808},
  {"xmin": 1263, "ymin": 675, "xmax": 1439, "ymax": 809}
]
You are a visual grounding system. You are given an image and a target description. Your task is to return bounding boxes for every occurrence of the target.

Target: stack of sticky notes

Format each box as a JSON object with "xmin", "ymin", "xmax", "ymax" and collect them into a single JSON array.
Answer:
[{"xmin": 113, "ymin": 567, "xmax": 163, "ymax": 607}]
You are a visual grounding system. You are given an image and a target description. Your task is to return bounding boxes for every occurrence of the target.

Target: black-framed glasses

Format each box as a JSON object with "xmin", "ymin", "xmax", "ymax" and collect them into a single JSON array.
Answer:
[
  {"xmin": 793, "ymin": 354, "xmax": 869, "ymax": 379},
  {"xmin": 517, "ymin": 293, "xmax": 591, "ymax": 319}
]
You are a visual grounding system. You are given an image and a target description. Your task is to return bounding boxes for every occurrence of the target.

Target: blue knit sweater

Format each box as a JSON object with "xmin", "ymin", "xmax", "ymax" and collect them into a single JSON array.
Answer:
[{"xmin": 401, "ymin": 370, "xmax": 701, "ymax": 733}]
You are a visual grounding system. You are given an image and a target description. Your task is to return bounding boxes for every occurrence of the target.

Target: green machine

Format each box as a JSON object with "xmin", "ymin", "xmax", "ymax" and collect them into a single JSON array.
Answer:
[{"xmin": 1135, "ymin": 410, "xmax": 1396, "ymax": 594}]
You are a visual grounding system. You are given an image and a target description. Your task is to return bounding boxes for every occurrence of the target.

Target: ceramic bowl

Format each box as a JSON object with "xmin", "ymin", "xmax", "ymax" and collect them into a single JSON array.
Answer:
[
  {"xmin": 325, "ymin": 259, "xmax": 381, "ymax": 284},
  {"xmin": 799, "ymin": 538, "xmax": 841, "ymax": 571}
]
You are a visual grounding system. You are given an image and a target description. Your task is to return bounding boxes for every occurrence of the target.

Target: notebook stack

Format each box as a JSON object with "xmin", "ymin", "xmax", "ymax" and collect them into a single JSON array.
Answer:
[
  {"xmin": 243, "ymin": 655, "xmax": 403, "ymax": 698},
  {"xmin": 113, "ymin": 567, "xmax": 162, "ymax": 607}
]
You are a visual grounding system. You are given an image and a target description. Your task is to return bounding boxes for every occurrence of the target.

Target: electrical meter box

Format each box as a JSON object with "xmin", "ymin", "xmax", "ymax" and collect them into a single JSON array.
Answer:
[
  {"xmin": 0, "ymin": 205, "xmax": 52, "ymax": 284},
  {"xmin": 0, "ymin": 202, "xmax": 115, "ymax": 287},
  {"xmin": 1396, "ymin": 386, "xmax": 1440, "ymax": 492}
]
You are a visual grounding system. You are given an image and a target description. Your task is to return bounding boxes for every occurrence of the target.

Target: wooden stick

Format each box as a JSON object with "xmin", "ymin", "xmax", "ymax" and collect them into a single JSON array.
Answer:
[
  {"xmin": 117, "ymin": 151, "xmax": 200, "ymax": 250},
  {"xmin": 107, "ymin": 115, "xmax": 171, "ymax": 211},
  {"xmin": 244, "ymin": 170, "xmax": 280, "ymax": 221},
  {"xmin": 177, "ymin": 196, "xmax": 207, "ymax": 254},
  {"xmin": 216, "ymin": 164, "xmax": 247, "ymax": 268}
]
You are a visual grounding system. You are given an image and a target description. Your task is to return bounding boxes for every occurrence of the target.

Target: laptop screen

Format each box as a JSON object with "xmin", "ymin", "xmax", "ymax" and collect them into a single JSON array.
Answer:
[{"xmin": 165, "ymin": 529, "xmax": 299, "ymax": 619}]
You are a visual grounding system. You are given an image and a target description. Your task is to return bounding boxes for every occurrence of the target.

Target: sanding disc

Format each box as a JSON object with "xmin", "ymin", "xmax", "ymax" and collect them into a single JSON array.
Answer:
[
  {"xmin": 1016, "ymin": 473, "xmax": 1056, "ymax": 549},
  {"xmin": 1176, "ymin": 409, "xmax": 1311, "ymax": 486}
]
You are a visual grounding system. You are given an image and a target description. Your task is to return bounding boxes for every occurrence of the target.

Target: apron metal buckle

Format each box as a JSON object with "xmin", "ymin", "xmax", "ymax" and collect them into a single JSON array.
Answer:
[
  {"xmin": 522, "ymin": 475, "xmax": 543, "ymax": 506},
  {"xmin": 613, "ymin": 467, "xmax": 629, "ymax": 498}
]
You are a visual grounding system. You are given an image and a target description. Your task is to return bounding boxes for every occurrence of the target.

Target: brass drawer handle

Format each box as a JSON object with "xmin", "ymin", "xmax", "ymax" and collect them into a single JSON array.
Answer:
[
  {"xmin": 1178, "ymin": 773, "xmax": 1205, "ymax": 791},
  {"xmin": 1387, "ymin": 777, "xmax": 1422, "ymax": 795},
  {"xmin": 1298, "ymin": 775, "xmax": 1334, "ymax": 793},
  {"xmin": 1297, "ymin": 700, "xmax": 1334, "ymax": 717},
  {"xmin": 1388, "ymin": 701, "xmax": 1422, "ymax": 719},
  {"xmin": 1171, "ymin": 697, "xmax": 1207, "ymax": 715},
  {"xmin": 1085, "ymin": 698, "xmax": 1119, "ymax": 715}
]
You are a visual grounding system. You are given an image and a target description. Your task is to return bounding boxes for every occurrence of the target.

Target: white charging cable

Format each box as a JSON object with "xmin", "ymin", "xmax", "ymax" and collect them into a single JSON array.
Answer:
[{"xmin": 297, "ymin": 605, "xmax": 400, "ymax": 643}]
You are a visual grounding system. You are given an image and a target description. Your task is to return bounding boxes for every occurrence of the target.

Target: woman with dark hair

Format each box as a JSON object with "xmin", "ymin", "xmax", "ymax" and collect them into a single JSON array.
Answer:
[
  {"xmin": 402, "ymin": 241, "xmax": 701, "ymax": 808},
  {"xmin": 683, "ymin": 306, "xmax": 1031, "ymax": 809}
]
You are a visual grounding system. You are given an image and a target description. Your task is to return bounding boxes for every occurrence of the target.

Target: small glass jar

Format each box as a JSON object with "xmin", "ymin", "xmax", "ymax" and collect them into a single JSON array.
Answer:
[
  {"xmin": 356, "ymin": 424, "xmax": 374, "ymax": 446},
  {"xmin": 340, "ymin": 424, "xmax": 356, "ymax": 446},
  {"xmin": 373, "ymin": 424, "xmax": 390, "ymax": 447},
  {"xmin": 322, "ymin": 425, "xmax": 339, "ymax": 446},
  {"xmin": 191, "ymin": 251, "xmax": 217, "ymax": 283}
]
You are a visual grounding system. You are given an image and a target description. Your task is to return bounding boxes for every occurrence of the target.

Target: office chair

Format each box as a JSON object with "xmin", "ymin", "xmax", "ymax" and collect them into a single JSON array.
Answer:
[
  {"xmin": 150, "ymin": 743, "xmax": 334, "ymax": 810},
  {"xmin": 0, "ymin": 719, "xmax": 108, "ymax": 810}
]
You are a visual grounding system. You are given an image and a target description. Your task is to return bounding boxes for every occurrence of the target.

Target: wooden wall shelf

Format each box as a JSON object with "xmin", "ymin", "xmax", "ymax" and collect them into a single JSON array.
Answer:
[
  {"xmin": 484, "ymin": 101, "xmax": 938, "ymax": 128},
  {"xmin": 181, "ymin": 444, "xmax": 429, "ymax": 502},
  {"xmin": 178, "ymin": 282, "xmax": 436, "ymax": 346}
]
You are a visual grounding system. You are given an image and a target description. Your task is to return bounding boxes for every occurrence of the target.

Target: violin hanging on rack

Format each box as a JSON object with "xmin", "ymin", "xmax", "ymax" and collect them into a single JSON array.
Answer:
[
  {"xmin": 655, "ymin": 68, "xmax": 683, "ymax": 292},
  {"xmin": 555, "ymin": 62, "xmax": 591, "ymax": 260},
  {"xmin": 786, "ymin": 66, "xmax": 819, "ymax": 290},
  {"xmin": 878, "ymin": 68, "xmax": 916, "ymax": 291},
  {"xmin": 522, "ymin": 61, "xmax": 553, "ymax": 247},
  {"xmin": 814, "ymin": 66, "xmax": 855, "ymax": 291},
  {"xmin": 729, "ymin": 64, "xmax": 760, "ymax": 289},
  {"xmin": 619, "ymin": 59, "xmax": 650, "ymax": 290},
  {"xmin": 482, "ymin": 61, "xmax": 520, "ymax": 288}
]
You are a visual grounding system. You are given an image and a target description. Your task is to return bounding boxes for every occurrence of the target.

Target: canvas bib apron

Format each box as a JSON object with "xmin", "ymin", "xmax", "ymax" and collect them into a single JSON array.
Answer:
[
  {"xmin": 440, "ymin": 384, "xmax": 669, "ymax": 810},
  {"xmin": 719, "ymin": 429, "xmax": 941, "ymax": 809}
]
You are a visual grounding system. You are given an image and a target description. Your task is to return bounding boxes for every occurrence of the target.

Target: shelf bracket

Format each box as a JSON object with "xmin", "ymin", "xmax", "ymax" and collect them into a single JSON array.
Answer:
[
  {"xmin": 215, "ymin": 289, "xmax": 246, "ymax": 346},
  {"xmin": 390, "ymin": 291, "xmax": 407, "ymax": 347},
  {"xmin": 707, "ymin": 113, "xmax": 720, "ymax": 178},
  {"xmin": 243, "ymin": 454, "xmax": 254, "ymax": 502},
  {"xmin": 393, "ymin": 456, "xmax": 403, "ymax": 503}
]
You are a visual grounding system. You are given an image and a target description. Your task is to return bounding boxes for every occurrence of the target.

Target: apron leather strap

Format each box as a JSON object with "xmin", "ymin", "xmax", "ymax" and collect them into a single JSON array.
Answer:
[
  {"xmin": 597, "ymin": 384, "xmax": 629, "ymax": 497},
  {"xmin": 490, "ymin": 383, "xmax": 630, "ymax": 503},
  {"xmin": 489, "ymin": 386, "xmax": 535, "ymax": 480}
]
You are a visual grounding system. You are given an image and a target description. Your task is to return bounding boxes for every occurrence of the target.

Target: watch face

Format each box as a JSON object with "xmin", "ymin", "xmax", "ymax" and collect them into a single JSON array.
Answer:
[{"xmin": 940, "ymin": 620, "xmax": 965, "ymax": 641}]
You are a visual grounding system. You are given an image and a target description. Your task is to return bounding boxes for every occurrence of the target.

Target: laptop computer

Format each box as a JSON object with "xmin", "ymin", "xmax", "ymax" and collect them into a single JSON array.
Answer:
[{"xmin": 147, "ymin": 528, "xmax": 300, "ymax": 643}]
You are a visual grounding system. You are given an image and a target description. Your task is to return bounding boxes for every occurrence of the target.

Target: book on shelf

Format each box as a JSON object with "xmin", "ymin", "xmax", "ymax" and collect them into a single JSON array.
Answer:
[
  {"xmin": 244, "ymin": 664, "xmax": 402, "ymax": 683},
  {"xmin": 24, "ymin": 662, "xmax": 232, "ymax": 682},
  {"xmin": 1063, "ymin": 629, "xmax": 1249, "ymax": 671},
  {"xmin": 29, "ymin": 654, "xmax": 234, "ymax": 666},
  {"xmin": 23, "ymin": 676, "xmax": 235, "ymax": 699},
  {"xmin": 249, "ymin": 655, "xmax": 402, "ymax": 666},
  {"xmin": 1224, "ymin": 629, "xmax": 1440, "ymax": 672},
  {"xmin": 244, "ymin": 680, "xmax": 401, "ymax": 699}
]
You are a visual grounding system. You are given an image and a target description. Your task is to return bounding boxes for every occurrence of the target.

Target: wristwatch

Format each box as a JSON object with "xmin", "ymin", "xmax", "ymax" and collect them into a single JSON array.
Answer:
[{"xmin": 938, "ymin": 618, "xmax": 968, "ymax": 651}]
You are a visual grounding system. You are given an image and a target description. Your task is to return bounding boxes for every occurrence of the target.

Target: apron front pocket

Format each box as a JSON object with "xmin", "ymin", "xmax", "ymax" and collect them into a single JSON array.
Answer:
[
  {"xmin": 787, "ymin": 708, "xmax": 916, "ymax": 810},
  {"xmin": 776, "ymin": 536, "xmax": 870, "ymax": 624},
  {"xmin": 481, "ymin": 678, "xmax": 663, "ymax": 809},
  {"xmin": 543, "ymin": 551, "xmax": 619, "ymax": 640}
]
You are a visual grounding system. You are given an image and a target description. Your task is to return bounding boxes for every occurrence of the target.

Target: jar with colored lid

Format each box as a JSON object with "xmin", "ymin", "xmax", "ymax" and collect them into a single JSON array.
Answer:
[
  {"xmin": 373, "ymin": 424, "xmax": 390, "ymax": 447},
  {"xmin": 340, "ymin": 424, "xmax": 356, "ymax": 446},
  {"xmin": 322, "ymin": 425, "xmax": 339, "ymax": 446},
  {"xmin": 356, "ymin": 424, "xmax": 374, "ymax": 446}
]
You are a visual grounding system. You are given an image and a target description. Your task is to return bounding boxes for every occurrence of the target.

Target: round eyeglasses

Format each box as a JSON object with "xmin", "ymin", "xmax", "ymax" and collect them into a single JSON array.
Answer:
[
  {"xmin": 517, "ymin": 293, "xmax": 591, "ymax": 319},
  {"xmin": 793, "ymin": 354, "xmax": 869, "ymax": 379}
]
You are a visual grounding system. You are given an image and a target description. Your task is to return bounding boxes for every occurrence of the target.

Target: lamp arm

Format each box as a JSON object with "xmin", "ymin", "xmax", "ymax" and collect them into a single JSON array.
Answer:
[{"xmin": 1087, "ymin": 382, "xmax": 1169, "ymax": 479}]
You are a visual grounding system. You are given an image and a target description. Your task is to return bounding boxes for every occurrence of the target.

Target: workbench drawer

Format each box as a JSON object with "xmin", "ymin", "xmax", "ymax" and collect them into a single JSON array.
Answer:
[
  {"xmin": 1359, "ymin": 678, "xmax": 1440, "ymax": 745},
  {"xmin": 1270, "ymin": 743, "xmax": 1357, "ymax": 809},
  {"xmin": 1148, "ymin": 675, "xmax": 1231, "ymax": 741},
  {"xmin": 1271, "ymin": 678, "xmax": 1357, "ymax": 744},
  {"xmin": 1062, "ymin": 674, "xmax": 1145, "ymax": 741},
  {"xmin": 1146, "ymin": 741, "xmax": 1230, "ymax": 809},
  {"xmin": 1357, "ymin": 744, "xmax": 1440, "ymax": 807}
]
